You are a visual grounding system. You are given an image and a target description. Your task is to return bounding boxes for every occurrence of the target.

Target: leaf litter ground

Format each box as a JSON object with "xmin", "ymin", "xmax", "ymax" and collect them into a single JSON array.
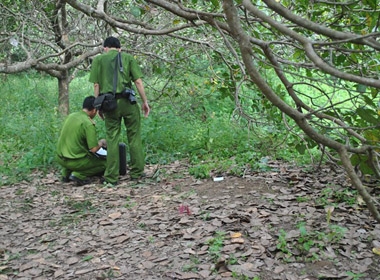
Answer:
[{"xmin": 1, "ymin": 160, "xmax": 380, "ymax": 280}]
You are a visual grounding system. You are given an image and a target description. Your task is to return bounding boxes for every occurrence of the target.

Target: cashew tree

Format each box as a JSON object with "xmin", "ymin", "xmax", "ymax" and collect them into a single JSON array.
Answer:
[{"xmin": 0, "ymin": 0, "xmax": 104, "ymax": 114}]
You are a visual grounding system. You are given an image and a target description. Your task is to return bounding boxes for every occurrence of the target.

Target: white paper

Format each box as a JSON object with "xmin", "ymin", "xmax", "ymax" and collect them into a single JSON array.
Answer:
[
  {"xmin": 213, "ymin": 177, "xmax": 224, "ymax": 182},
  {"xmin": 96, "ymin": 147, "xmax": 107, "ymax": 156}
]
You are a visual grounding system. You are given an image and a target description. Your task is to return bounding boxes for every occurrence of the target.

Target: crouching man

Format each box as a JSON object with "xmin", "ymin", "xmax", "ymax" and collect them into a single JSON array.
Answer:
[{"xmin": 56, "ymin": 96, "xmax": 106, "ymax": 186}]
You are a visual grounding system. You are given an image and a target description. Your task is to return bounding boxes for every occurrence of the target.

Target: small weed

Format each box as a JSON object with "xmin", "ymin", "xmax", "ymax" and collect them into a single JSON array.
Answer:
[
  {"xmin": 60, "ymin": 215, "xmax": 80, "ymax": 226},
  {"xmin": 334, "ymin": 189, "xmax": 358, "ymax": 206},
  {"xmin": 316, "ymin": 187, "xmax": 334, "ymax": 206},
  {"xmin": 182, "ymin": 263, "xmax": 198, "ymax": 272},
  {"xmin": 296, "ymin": 222, "xmax": 318, "ymax": 260},
  {"xmin": 190, "ymin": 255, "xmax": 200, "ymax": 265},
  {"xmin": 15, "ymin": 189, "xmax": 24, "ymax": 195},
  {"xmin": 65, "ymin": 198, "xmax": 96, "ymax": 213},
  {"xmin": 26, "ymin": 249, "xmax": 38, "ymax": 255},
  {"xmin": 0, "ymin": 266, "xmax": 18, "ymax": 275},
  {"xmin": 174, "ymin": 185, "xmax": 182, "ymax": 192},
  {"xmin": 231, "ymin": 271, "xmax": 260, "ymax": 279},
  {"xmin": 124, "ymin": 197, "xmax": 137, "ymax": 209},
  {"xmin": 317, "ymin": 225, "xmax": 347, "ymax": 244},
  {"xmin": 296, "ymin": 196, "xmax": 310, "ymax": 203},
  {"xmin": 206, "ymin": 231, "xmax": 225, "ymax": 261},
  {"xmin": 48, "ymin": 220, "xmax": 57, "ymax": 227},
  {"xmin": 182, "ymin": 255, "xmax": 200, "ymax": 272},
  {"xmin": 2, "ymin": 252, "xmax": 21, "ymax": 262},
  {"xmin": 346, "ymin": 271, "xmax": 365, "ymax": 280},
  {"xmin": 180, "ymin": 189, "xmax": 197, "ymax": 199},
  {"xmin": 228, "ymin": 254, "xmax": 238, "ymax": 265},
  {"xmin": 316, "ymin": 186, "xmax": 358, "ymax": 207},
  {"xmin": 264, "ymin": 197, "xmax": 274, "ymax": 204},
  {"xmin": 101, "ymin": 268, "xmax": 117, "ymax": 279},
  {"xmin": 51, "ymin": 190, "xmax": 60, "ymax": 197},
  {"xmin": 277, "ymin": 222, "xmax": 348, "ymax": 263},
  {"xmin": 138, "ymin": 222, "xmax": 146, "ymax": 229},
  {"xmin": 276, "ymin": 229, "xmax": 292, "ymax": 257},
  {"xmin": 239, "ymin": 255, "xmax": 247, "ymax": 262},
  {"xmin": 81, "ymin": 255, "xmax": 93, "ymax": 262},
  {"xmin": 201, "ymin": 211, "xmax": 211, "ymax": 221}
]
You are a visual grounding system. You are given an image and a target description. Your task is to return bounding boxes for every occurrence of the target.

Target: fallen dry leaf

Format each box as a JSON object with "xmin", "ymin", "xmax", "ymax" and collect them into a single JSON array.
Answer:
[
  {"xmin": 230, "ymin": 232, "xmax": 242, "ymax": 238},
  {"xmin": 372, "ymin": 248, "xmax": 380, "ymax": 255},
  {"xmin": 231, "ymin": 237, "xmax": 245, "ymax": 244},
  {"xmin": 108, "ymin": 212, "xmax": 122, "ymax": 219}
]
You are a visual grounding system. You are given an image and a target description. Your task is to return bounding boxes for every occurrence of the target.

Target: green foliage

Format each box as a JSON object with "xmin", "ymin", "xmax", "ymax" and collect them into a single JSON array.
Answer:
[
  {"xmin": 315, "ymin": 186, "xmax": 358, "ymax": 207},
  {"xmin": 297, "ymin": 222, "xmax": 315, "ymax": 254},
  {"xmin": 124, "ymin": 196, "xmax": 137, "ymax": 209},
  {"xmin": 276, "ymin": 229, "xmax": 292, "ymax": 258},
  {"xmin": 189, "ymin": 164, "xmax": 212, "ymax": 179},
  {"xmin": 1, "ymin": 69, "xmax": 319, "ymax": 184},
  {"xmin": 231, "ymin": 272, "xmax": 260, "ymax": 280},
  {"xmin": 81, "ymin": 255, "xmax": 94, "ymax": 262},
  {"xmin": 276, "ymin": 222, "xmax": 348, "ymax": 263},
  {"xmin": 182, "ymin": 255, "xmax": 200, "ymax": 273},
  {"xmin": 317, "ymin": 225, "xmax": 347, "ymax": 244},
  {"xmin": 346, "ymin": 271, "xmax": 366, "ymax": 280},
  {"xmin": 205, "ymin": 231, "xmax": 225, "ymax": 261},
  {"xmin": 0, "ymin": 74, "xmax": 60, "ymax": 184}
]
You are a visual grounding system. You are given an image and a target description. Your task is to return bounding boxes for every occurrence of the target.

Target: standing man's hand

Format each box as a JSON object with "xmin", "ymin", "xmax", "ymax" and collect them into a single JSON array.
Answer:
[
  {"xmin": 134, "ymin": 78, "xmax": 150, "ymax": 118},
  {"xmin": 93, "ymin": 83, "xmax": 104, "ymax": 120},
  {"xmin": 142, "ymin": 101, "xmax": 150, "ymax": 118}
]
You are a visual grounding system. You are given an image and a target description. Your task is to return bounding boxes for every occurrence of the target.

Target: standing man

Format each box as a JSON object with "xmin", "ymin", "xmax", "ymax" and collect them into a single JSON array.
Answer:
[
  {"xmin": 89, "ymin": 36, "xmax": 150, "ymax": 185},
  {"xmin": 56, "ymin": 96, "xmax": 107, "ymax": 186}
]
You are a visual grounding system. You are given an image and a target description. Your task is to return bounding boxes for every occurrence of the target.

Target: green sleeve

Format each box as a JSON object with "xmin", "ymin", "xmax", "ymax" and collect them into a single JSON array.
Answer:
[
  {"xmin": 85, "ymin": 123, "xmax": 98, "ymax": 149},
  {"xmin": 129, "ymin": 57, "xmax": 143, "ymax": 81},
  {"xmin": 89, "ymin": 56, "xmax": 100, "ymax": 83}
]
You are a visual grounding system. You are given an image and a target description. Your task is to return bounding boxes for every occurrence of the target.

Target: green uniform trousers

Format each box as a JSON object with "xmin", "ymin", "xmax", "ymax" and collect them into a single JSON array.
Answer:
[
  {"xmin": 103, "ymin": 98, "xmax": 144, "ymax": 183},
  {"xmin": 56, "ymin": 154, "xmax": 106, "ymax": 180}
]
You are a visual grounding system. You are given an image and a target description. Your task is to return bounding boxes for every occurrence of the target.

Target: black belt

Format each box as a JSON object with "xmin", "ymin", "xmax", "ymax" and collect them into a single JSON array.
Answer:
[
  {"xmin": 101, "ymin": 91, "xmax": 132, "ymax": 99},
  {"xmin": 115, "ymin": 92, "xmax": 133, "ymax": 99}
]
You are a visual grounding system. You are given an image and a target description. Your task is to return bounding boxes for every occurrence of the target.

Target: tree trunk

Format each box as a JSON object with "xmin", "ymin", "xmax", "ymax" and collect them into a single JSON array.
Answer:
[
  {"xmin": 58, "ymin": 73, "xmax": 70, "ymax": 116},
  {"xmin": 338, "ymin": 148, "xmax": 380, "ymax": 223}
]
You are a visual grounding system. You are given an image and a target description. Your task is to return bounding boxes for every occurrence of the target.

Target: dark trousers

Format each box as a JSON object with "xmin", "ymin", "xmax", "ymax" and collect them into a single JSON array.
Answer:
[{"xmin": 103, "ymin": 98, "xmax": 144, "ymax": 183}]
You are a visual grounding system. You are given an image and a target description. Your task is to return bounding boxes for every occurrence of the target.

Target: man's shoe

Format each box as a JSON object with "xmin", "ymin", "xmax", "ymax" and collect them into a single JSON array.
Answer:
[
  {"xmin": 69, "ymin": 175, "xmax": 90, "ymax": 186},
  {"xmin": 61, "ymin": 176, "xmax": 70, "ymax": 183}
]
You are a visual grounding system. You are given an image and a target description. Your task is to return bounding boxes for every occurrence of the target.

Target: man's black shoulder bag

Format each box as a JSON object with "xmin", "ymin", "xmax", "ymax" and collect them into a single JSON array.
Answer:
[{"xmin": 94, "ymin": 53, "xmax": 122, "ymax": 112}]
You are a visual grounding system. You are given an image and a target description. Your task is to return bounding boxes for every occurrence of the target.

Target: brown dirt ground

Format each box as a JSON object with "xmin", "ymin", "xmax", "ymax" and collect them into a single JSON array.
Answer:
[{"xmin": 1, "ymin": 160, "xmax": 380, "ymax": 280}]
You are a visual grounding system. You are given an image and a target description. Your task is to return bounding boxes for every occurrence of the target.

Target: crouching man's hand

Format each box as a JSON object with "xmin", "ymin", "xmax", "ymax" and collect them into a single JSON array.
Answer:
[{"xmin": 98, "ymin": 139, "xmax": 107, "ymax": 148}]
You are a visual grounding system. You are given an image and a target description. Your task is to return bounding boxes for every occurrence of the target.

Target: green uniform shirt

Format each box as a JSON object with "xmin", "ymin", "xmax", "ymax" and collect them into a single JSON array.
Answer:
[
  {"xmin": 88, "ymin": 50, "xmax": 143, "ymax": 93},
  {"xmin": 57, "ymin": 111, "xmax": 98, "ymax": 159}
]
